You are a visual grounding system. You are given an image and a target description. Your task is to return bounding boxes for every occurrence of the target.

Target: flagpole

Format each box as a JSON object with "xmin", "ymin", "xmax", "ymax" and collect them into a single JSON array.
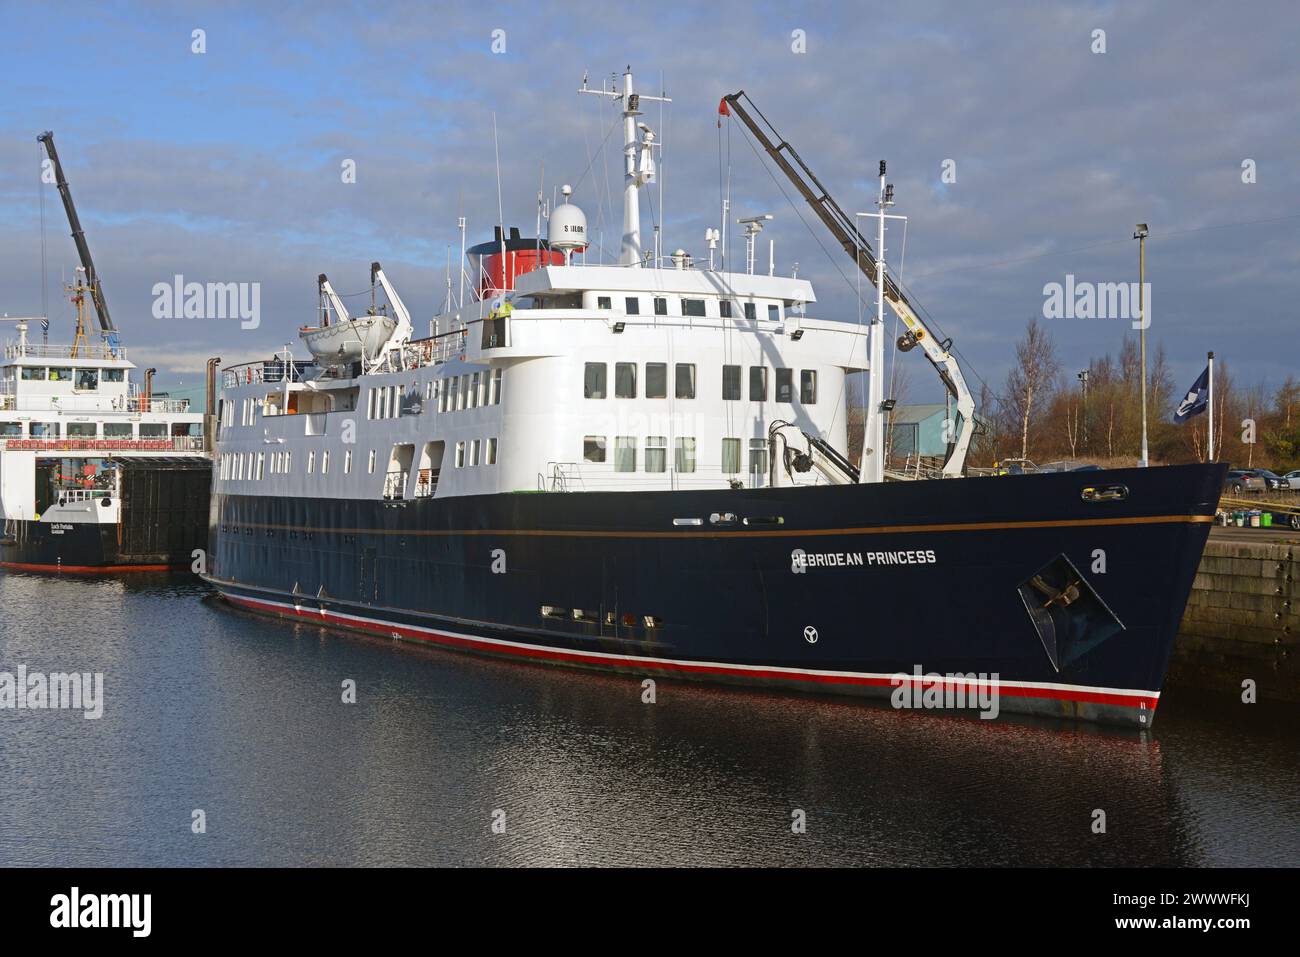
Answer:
[{"xmin": 1207, "ymin": 350, "xmax": 1215, "ymax": 462}]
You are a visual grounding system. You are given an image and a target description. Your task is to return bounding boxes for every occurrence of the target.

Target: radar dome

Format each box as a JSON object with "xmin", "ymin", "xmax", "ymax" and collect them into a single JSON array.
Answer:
[{"xmin": 548, "ymin": 194, "xmax": 587, "ymax": 255}]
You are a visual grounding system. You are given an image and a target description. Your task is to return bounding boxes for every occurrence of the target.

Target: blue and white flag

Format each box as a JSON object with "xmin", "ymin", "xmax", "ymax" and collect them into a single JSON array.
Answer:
[{"xmin": 1173, "ymin": 366, "xmax": 1209, "ymax": 423}]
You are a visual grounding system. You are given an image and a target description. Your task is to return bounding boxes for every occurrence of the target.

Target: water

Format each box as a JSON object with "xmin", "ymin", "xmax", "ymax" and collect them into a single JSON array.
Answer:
[{"xmin": 1, "ymin": 570, "xmax": 1295, "ymax": 867}]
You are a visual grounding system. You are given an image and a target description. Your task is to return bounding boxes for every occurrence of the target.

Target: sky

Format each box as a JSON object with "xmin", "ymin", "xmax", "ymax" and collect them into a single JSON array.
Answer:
[{"xmin": 0, "ymin": 0, "xmax": 1297, "ymax": 402}]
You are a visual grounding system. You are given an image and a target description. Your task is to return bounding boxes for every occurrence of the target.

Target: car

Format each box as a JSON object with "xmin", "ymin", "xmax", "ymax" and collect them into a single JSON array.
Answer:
[
  {"xmin": 1243, "ymin": 468, "xmax": 1286, "ymax": 491},
  {"xmin": 1283, "ymin": 470, "xmax": 1300, "ymax": 490},
  {"xmin": 1224, "ymin": 469, "xmax": 1264, "ymax": 493}
]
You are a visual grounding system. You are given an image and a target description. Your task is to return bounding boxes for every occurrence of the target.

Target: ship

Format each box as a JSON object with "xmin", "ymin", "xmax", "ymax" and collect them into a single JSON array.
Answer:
[
  {"xmin": 202, "ymin": 71, "xmax": 1221, "ymax": 727},
  {"xmin": 0, "ymin": 132, "xmax": 210, "ymax": 572}
]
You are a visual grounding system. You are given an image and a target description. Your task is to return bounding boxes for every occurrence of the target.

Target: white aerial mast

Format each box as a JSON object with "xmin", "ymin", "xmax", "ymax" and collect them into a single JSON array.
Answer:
[{"xmin": 580, "ymin": 68, "xmax": 670, "ymax": 267}]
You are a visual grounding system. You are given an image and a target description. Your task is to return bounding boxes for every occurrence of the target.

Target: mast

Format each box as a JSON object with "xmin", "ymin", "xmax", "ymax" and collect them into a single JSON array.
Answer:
[
  {"xmin": 37, "ymin": 131, "xmax": 118, "ymax": 348},
  {"xmin": 580, "ymin": 68, "xmax": 669, "ymax": 267}
]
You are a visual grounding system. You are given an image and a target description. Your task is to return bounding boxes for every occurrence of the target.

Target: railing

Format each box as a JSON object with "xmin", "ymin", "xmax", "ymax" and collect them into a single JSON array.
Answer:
[
  {"xmin": 3, "ymin": 342, "xmax": 125, "ymax": 360},
  {"xmin": 0, "ymin": 436, "xmax": 205, "ymax": 452},
  {"xmin": 413, "ymin": 467, "xmax": 438, "ymax": 497},
  {"xmin": 0, "ymin": 394, "xmax": 189, "ymax": 413},
  {"xmin": 223, "ymin": 359, "xmax": 315, "ymax": 389},
  {"xmin": 382, "ymin": 469, "xmax": 408, "ymax": 500},
  {"xmin": 540, "ymin": 462, "xmax": 584, "ymax": 492}
]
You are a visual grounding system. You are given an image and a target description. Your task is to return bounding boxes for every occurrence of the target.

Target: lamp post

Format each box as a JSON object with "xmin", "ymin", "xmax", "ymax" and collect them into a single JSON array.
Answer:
[
  {"xmin": 1077, "ymin": 369, "xmax": 1089, "ymax": 455},
  {"xmin": 1134, "ymin": 223, "xmax": 1149, "ymax": 467}
]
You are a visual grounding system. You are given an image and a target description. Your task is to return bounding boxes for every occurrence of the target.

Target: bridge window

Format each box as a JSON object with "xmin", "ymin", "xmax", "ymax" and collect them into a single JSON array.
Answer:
[
  {"xmin": 49, "ymin": 367, "xmax": 72, "ymax": 382},
  {"xmin": 801, "ymin": 370, "xmax": 818, "ymax": 404},
  {"xmin": 720, "ymin": 301, "xmax": 733, "ymax": 319},
  {"xmin": 584, "ymin": 436, "xmax": 606, "ymax": 463},
  {"xmin": 68, "ymin": 422, "xmax": 97, "ymax": 437},
  {"xmin": 103, "ymin": 368, "xmax": 125, "ymax": 383},
  {"xmin": 584, "ymin": 362, "xmax": 607, "ymax": 399},
  {"xmin": 646, "ymin": 363, "xmax": 667, "ymax": 398},
  {"xmin": 614, "ymin": 437, "xmax": 636, "ymax": 472},
  {"xmin": 722, "ymin": 438, "xmax": 741, "ymax": 474},
  {"xmin": 675, "ymin": 363, "xmax": 696, "ymax": 399},
  {"xmin": 615, "ymin": 362, "xmax": 637, "ymax": 398},
  {"xmin": 0, "ymin": 422, "xmax": 21, "ymax": 437},
  {"xmin": 653, "ymin": 297, "xmax": 667, "ymax": 316},
  {"xmin": 20, "ymin": 367, "xmax": 47, "ymax": 380},
  {"xmin": 674, "ymin": 437, "xmax": 696, "ymax": 473},
  {"xmin": 682, "ymin": 298, "xmax": 706, "ymax": 317},
  {"xmin": 104, "ymin": 423, "xmax": 132, "ymax": 437},
  {"xmin": 722, "ymin": 365, "xmax": 741, "ymax": 400},
  {"xmin": 140, "ymin": 423, "xmax": 166, "ymax": 437},
  {"xmin": 76, "ymin": 369, "xmax": 98, "ymax": 390},
  {"xmin": 625, "ymin": 297, "xmax": 640, "ymax": 315},
  {"xmin": 743, "ymin": 302, "xmax": 756, "ymax": 321},
  {"xmin": 750, "ymin": 366, "xmax": 767, "ymax": 401},
  {"xmin": 646, "ymin": 436, "xmax": 667, "ymax": 473},
  {"xmin": 776, "ymin": 368, "xmax": 794, "ymax": 402},
  {"xmin": 31, "ymin": 422, "xmax": 58, "ymax": 437}
]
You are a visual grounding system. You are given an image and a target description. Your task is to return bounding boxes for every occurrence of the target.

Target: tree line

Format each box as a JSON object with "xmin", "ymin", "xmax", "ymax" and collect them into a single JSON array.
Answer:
[{"xmin": 970, "ymin": 318, "xmax": 1300, "ymax": 471}]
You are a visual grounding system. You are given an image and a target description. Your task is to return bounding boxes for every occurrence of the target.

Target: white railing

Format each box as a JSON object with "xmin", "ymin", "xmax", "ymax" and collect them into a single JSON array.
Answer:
[
  {"xmin": 3, "ymin": 342, "xmax": 125, "ymax": 360},
  {"xmin": 0, "ymin": 394, "xmax": 189, "ymax": 413},
  {"xmin": 413, "ymin": 468, "xmax": 439, "ymax": 497},
  {"xmin": 382, "ymin": 469, "xmax": 408, "ymax": 500},
  {"xmin": 0, "ymin": 435, "xmax": 205, "ymax": 452}
]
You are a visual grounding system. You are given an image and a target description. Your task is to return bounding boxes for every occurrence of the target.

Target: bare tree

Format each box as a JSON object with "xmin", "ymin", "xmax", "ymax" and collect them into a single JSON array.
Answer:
[{"xmin": 1002, "ymin": 318, "xmax": 1061, "ymax": 459}]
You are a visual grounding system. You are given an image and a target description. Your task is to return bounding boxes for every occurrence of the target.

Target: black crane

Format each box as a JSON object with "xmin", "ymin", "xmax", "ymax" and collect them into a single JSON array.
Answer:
[{"xmin": 37, "ymin": 131, "xmax": 119, "ymax": 345}]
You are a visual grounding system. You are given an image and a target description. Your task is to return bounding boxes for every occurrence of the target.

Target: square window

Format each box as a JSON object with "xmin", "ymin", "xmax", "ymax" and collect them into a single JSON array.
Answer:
[
  {"xmin": 614, "ymin": 437, "xmax": 636, "ymax": 472},
  {"xmin": 722, "ymin": 438, "xmax": 741, "ymax": 474},
  {"xmin": 584, "ymin": 362, "xmax": 607, "ymax": 399},
  {"xmin": 776, "ymin": 368, "xmax": 794, "ymax": 402},
  {"xmin": 615, "ymin": 362, "xmax": 637, "ymax": 398},
  {"xmin": 646, "ymin": 363, "xmax": 667, "ymax": 399},
  {"xmin": 801, "ymin": 369, "xmax": 818, "ymax": 404},
  {"xmin": 682, "ymin": 298, "xmax": 705, "ymax": 317},
  {"xmin": 653, "ymin": 297, "xmax": 667, "ymax": 316},
  {"xmin": 624, "ymin": 297, "xmax": 640, "ymax": 315},
  {"xmin": 768, "ymin": 304, "xmax": 780, "ymax": 322},
  {"xmin": 584, "ymin": 436, "xmax": 607, "ymax": 463},
  {"xmin": 597, "ymin": 296, "xmax": 612, "ymax": 310},
  {"xmin": 722, "ymin": 365, "xmax": 741, "ymax": 400},
  {"xmin": 674, "ymin": 437, "xmax": 696, "ymax": 473},
  {"xmin": 743, "ymin": 302, "xmax": 756, "ymax": 321},
  {"xmin": 675, "ymin": 363, "xmax": 696, "ymax": 399},
  {"xmin": 646, "ymin": 436, "xmax": 667, "ymax": 473}
]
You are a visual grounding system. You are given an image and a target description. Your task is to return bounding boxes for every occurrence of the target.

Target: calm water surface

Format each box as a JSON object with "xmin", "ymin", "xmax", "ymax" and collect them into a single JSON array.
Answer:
[{"xmin": 1, "ymin": 570, "xmax": 1296, "ymax": 867}]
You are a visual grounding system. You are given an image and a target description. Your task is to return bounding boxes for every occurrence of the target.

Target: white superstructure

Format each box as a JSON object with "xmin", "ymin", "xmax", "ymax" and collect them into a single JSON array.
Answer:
[
  {"xmin": 0, "ymin": 326, "xmax": 205, "ymax": 524},
  {"xmin": 213, "ymin": 67, "xmax": 908, "ymax": 506}
]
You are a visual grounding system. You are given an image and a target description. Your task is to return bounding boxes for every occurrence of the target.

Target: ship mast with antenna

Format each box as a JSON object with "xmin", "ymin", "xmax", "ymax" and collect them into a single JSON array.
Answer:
[{"xmin": 579, "ymin": 67, "xmax": 670, "ymax": 267}]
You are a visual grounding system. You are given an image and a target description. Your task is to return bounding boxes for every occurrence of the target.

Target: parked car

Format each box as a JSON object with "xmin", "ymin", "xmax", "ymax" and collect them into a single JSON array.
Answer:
[
  {"xmin": 1224, "ymin": 469, "xmax": 1264, "ymax": 493},
  {"xmin": 1283, "ymin": 469, "xmax": 1300, "ymax": 490},
  {"xmin": 1244, "ymin": 468, "xmax": 1286, "ymax": 491}
]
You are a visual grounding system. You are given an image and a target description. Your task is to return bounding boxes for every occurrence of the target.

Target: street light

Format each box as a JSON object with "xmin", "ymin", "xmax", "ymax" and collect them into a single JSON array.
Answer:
[
  {"xmin": 1133, "ymin": 223, "xmax": 1149, "ymax": 467},
  {"xmin": 1077, "ymin": 369, "xmax": 1089, "ymax": 454}
]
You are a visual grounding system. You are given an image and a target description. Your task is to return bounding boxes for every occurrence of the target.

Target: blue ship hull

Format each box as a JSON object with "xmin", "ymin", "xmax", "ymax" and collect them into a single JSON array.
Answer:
[{"xmin": 204, "ymin": 463, "xmax": 1223, "ymax": 728}]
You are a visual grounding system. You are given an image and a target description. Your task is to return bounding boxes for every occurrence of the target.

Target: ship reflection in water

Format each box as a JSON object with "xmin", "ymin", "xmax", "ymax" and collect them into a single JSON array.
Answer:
[{"xmin": 0, "ymin": 571, "xmax": 1295, "ymax": 867}]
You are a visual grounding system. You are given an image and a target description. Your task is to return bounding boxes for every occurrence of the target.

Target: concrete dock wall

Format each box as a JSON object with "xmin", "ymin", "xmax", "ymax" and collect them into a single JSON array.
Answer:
[{"xmin": 1172, "ymin": 539, "xmax": 1300, "ymax": 701}]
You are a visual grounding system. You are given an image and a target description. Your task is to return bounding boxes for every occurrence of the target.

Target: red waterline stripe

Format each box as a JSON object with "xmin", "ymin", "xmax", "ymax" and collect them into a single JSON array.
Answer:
[
  {"xmin": 223, "ymin": 592, "xmax": 1159, "ymax": 711},
  {"xmin": 0, "ymin": 560, "xmax": 181, "ymax": 573}
]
